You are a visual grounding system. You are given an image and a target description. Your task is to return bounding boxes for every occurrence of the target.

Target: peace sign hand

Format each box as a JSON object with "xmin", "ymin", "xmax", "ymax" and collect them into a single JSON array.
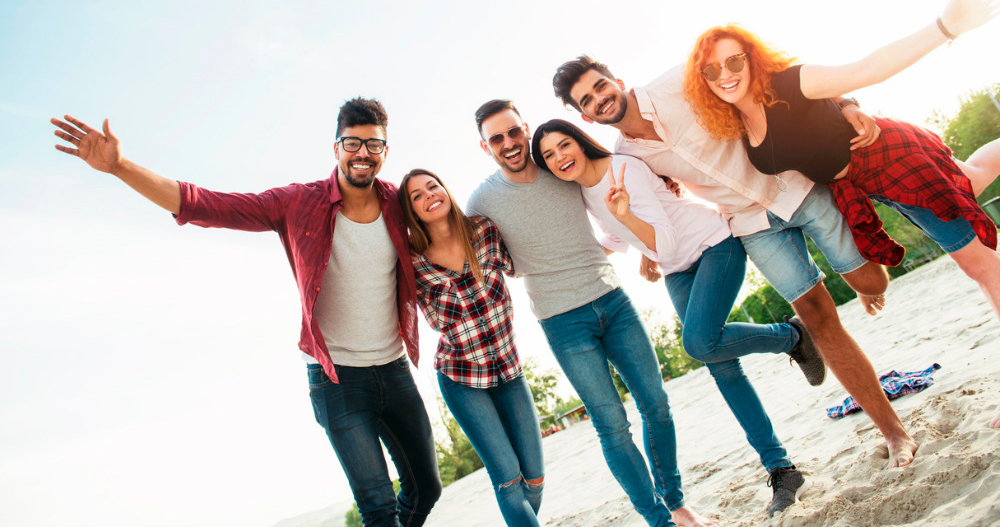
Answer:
[
  {"xmin": 604, "ymin": 162, "xmax": 632, "ymax": 222},
  {"xmin": 51, "ymin": 115, "xmax": 123, "ymax": 174}
]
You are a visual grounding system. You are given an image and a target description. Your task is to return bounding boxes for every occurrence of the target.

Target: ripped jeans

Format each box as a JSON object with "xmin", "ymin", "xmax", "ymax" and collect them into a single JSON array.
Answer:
[{"xmin": 438, "ymin": 372, "xmax": 545, "ymax": 527}]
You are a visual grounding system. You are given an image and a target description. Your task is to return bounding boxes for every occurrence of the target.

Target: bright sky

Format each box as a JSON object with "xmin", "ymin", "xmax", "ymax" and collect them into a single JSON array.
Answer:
[{"xmin": 1, "ymin": 1, "xmax": 994, "ymax": 526}]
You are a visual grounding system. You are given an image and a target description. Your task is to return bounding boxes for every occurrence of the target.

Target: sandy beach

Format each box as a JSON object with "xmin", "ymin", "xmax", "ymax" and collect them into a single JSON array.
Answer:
[{"xmin": 422, "ymin": 257, "xmax": 1000, "ymax": 527}]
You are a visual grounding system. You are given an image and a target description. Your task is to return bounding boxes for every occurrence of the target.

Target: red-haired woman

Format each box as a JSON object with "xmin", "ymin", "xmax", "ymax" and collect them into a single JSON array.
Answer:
[
  {"xmin": 682, "ymin": 0, "xmax": 1000, "ymax": 327},
  {"xmin": 398, "ymin": 169, "xmax": 545, "ymax": 527}
]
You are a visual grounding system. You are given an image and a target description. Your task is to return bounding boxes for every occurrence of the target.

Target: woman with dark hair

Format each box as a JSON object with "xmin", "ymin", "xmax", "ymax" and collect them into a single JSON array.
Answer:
[
  {"xmin": 681, "ymin": 1, "xmax": 1000, "ymax": 321},
  {"xmin": 398, "ymin": 168, "xmax": 545, "ymax": 527},
  {"xmin": 531, "ymin": 119, "xmax": 817, "ymax": 517}
]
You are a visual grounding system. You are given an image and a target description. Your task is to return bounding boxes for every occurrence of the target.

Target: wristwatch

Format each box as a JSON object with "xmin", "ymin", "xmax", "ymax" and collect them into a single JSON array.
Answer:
[{"xmin": 837, "ymin": 97, "xmax": 860, "ymax": 110}]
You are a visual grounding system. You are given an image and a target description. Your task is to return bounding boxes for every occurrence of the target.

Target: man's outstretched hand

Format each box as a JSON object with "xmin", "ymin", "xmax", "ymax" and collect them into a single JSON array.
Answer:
[{"xmin": 52, "ymin": 115, "xmax": 123, "ymax": 174}]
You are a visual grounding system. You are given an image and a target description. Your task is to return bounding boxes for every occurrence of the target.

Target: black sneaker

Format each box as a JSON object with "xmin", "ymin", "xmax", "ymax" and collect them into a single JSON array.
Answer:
[
  {"xmin": 785, "ymin": 316, "xmax": 827, "ymax": 386},
  {"xmin": 767, "ymin": 465, "xmax": 810, "ymax": 517}
]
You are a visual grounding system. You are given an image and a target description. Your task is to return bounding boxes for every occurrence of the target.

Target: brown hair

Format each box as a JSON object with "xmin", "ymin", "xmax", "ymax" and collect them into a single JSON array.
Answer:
[{"xmin": 398, "ymin": 168, "xmax": 484, "ymax": 284}]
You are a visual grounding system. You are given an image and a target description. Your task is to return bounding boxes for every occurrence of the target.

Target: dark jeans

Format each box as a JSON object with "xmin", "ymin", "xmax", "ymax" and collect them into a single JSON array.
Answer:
[{"xmin": 308, "ymin": 358, "xmax": 442, "ymax": 527}]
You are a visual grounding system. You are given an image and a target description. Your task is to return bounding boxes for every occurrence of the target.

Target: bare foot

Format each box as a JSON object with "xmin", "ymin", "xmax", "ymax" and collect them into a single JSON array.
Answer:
[
  {"xmin": 990, "ymin": 411, "xmax": 1000, "ymax": 429},
  {"xmin": 875, "ymin": 435, "xmax": 919, "ymax": 468},
  {"xmin": 859, "ymin": 293, "xmax": 885, "ymax": 316},
  {"xmin": 671, "ymin": 506, "xmax": 717, "ymax": 527}
]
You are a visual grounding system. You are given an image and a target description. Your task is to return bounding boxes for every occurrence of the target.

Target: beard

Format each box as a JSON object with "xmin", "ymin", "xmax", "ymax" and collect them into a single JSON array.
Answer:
[{"xmin": 593, "ymin": 92, "xmax": 628, "ymax": 125}]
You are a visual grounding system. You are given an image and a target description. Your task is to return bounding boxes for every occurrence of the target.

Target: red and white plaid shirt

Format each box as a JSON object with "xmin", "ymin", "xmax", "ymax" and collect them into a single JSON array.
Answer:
[{"xmin": 414, "ymin": 220, "xmax": 521, "ymax": 388}]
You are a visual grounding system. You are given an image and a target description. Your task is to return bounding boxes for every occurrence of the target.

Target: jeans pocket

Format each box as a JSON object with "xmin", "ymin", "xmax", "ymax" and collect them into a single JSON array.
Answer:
[{"xmin": 307, "ymin": 364, "xmax": 334, "ymax": 389}]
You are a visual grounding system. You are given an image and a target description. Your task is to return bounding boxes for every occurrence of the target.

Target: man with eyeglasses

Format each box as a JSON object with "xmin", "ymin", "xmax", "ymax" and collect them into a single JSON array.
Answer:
[
  {"xmin": 466, "ymin": 99, "xmax": 712, "ymax": 527},
  {"xmin": 550, "ymin": 55, "xmax": 924, "ymax": 474},
  {"xmin": 50, "ymin": 97, "xmax": 442, "ymax": 527}
]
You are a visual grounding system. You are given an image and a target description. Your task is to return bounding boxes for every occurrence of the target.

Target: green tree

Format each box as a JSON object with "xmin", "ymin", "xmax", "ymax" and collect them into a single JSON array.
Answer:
[
  {"xmin": 523, "ymin": 357, "xmax": 568, "ymax": 428},
  {"xmin": 930, "ymin": 83, "xmax": 1000, "ymax": 203},
  {"xmin": 434, "ymin": 398, "xmax": 484, "ymax": 487}
]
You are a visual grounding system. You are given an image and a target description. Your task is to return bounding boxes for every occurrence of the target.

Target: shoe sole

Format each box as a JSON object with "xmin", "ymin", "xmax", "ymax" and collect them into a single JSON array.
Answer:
[{"xmin": 795, "ymin": 477, "xmax": 812, "ymax": 501}]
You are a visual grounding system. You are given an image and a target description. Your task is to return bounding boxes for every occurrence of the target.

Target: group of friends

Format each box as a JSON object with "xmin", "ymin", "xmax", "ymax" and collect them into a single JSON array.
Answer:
[{"xmin": 51, "ymin": 1, "xmax": 1000, "ymax": 526}]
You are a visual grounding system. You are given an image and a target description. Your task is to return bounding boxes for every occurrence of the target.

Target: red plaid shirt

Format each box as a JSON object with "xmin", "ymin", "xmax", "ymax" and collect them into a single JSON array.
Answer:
[
  {"xmin": 174, "ymin": 168, "xmax": 420, "ymax": 383},
  {"xmin": 413, "ymin": 220, "xmax": 521, "ymax": 388},
  {"xmin": 831, "ymin": 117, "xmax": 997, "ymax": 266}
]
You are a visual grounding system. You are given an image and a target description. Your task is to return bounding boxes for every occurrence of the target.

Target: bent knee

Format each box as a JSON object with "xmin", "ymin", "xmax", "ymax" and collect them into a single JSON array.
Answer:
[
  {"xmin": 681, "ymin": 333, "xmax": 720, "ymax": 362},
  {"xmin": 499, "ymin": 475, "xmax": 523, "ymax": 490},
  {"xmin": 950, "ymin": 240, "xmax": 1000, "ymax": 281},
  {"xmin": 842, "ymin": 262, "xmax": 889, "ymax": 295}
]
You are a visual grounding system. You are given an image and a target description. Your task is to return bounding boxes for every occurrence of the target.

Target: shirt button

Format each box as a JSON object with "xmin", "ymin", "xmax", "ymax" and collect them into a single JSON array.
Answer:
[
  {"xmin": 305, "ymin": 232, "xmax": 311, "ymax": 236},
  {"xmin": 323, "ymin": 262, "xmax": 328, "ymax": 266},
  {"xmin": 315, "ymin": 287, "xmax": 321, "ymax": 292}
]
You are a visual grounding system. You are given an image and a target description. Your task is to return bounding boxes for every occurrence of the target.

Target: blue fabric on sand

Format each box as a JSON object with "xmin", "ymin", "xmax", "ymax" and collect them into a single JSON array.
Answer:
[{"xmin": 826, "ymin": 363, "xmax": 942, "ymax": 419}]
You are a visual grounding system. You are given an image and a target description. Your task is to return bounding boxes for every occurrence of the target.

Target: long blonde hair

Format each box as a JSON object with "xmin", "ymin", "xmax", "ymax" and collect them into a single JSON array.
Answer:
[{"xmin": 398, "ymin": 168, "xmax": 484, "ymax": 284}]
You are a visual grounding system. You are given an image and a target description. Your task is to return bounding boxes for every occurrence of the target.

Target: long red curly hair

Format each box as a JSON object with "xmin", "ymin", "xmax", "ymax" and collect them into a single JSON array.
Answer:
[{"xmin": 683, "ymin": 24, "xmax": 796, "ymax": 141}]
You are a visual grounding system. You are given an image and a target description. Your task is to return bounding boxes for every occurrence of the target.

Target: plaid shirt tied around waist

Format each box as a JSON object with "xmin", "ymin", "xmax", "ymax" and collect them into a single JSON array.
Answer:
[{"xmin": 830, "ymin": 117, "xmax": 997, "ymax": 266}]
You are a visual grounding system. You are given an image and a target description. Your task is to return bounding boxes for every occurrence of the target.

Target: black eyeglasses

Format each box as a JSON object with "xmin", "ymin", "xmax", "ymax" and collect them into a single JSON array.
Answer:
[
  {"xmin": 486, "ymin": 125, "xmax": 525, "ymax": 148},
  {"xmin": 338, "ymin": 136, "xmax": 386, "ymax": 154},
  {"xmin": 701, "ymin": 53, "xmax": 747, "ymax": 82}
]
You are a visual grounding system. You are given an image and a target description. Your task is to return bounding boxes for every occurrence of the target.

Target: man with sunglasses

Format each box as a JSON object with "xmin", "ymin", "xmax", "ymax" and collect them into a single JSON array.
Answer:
[
  {"xmin": 467, "ymin": 99, "xmax": 713, "ymax": 527},
  {"xmin": 50, "ymin": 97, "xmax": 442, "ymax": 527},
  {"xmin": 551, "ymin": 55, "xmax": 921, "ymax": 472}
]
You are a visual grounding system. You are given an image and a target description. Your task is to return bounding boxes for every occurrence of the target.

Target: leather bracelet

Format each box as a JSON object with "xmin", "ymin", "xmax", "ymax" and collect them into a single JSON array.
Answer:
[
  {"xmin": 837, "ymin": 97, "xmax": 860, "ymax": 110},
  {"xmin": 936, "ymin": 17, "xmax": 958, "ymax": 40}
]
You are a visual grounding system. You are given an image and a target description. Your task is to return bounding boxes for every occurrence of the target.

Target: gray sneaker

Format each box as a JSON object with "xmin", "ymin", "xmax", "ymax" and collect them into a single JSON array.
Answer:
[
  {"xmin": 786, "ymin": 316, "xmax": 826, "ymax": 386},
  {"xmin": 767, "ymin": 465, "xmax": 810, "ymax": 517}
]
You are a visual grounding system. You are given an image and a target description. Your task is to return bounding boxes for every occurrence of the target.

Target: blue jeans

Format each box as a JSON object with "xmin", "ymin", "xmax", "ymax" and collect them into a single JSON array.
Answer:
[
  {"xmin": 539, "ymin": 288, "xmax": 677, "ymax": 527},
  {"xmin": 741, "ymin": 184, "xmax": 868, "ymax": 302},
  {"xmin": 438, "ymin": 373, "xmax": 544, "ymax": 527},
  {"xmin": 663, "ymin": 236, "xmax": 795, "ymax": 473},
  {"xmin": 871, "ymin": 195, "xmax": 977, "ymax": 252},
  {"xmin": 308, "ymin": 359, "xmax": 442, "ymax": 527}
]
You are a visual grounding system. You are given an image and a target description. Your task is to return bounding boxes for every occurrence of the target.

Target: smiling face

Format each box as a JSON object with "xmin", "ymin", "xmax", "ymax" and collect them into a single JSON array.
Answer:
[
  {"xmin": 569, "ymin": 69, "xmax": 628, "ymax": 125},
  {"xmin": 704, "ymin": 38, "xmax": 751, "ymax": 106},
  {"xmin": 405, "ymin": 173, "xmax": 452, "ymax": 225},
  {"xmin": 479, "ymin": 109, "xmax": 531, "ymax": 173},
  {"xmin": 538, "ymin": 131, "xmax": 590, "ymax": 183},
  {"xmin": 334, "ymin": 124, "xmax": 387, "ymax": 189}
]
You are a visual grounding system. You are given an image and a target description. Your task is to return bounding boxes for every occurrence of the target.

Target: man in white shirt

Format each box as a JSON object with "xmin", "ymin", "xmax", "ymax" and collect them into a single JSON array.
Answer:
[{"xmin": 550, "ymin": 56, "xmax": 918, "ymax": 469}]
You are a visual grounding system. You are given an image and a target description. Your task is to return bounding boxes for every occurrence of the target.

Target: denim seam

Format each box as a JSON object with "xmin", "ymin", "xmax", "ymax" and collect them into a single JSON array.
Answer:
[{"xmin": 378, "ymin": 420, "xmax": 420, "ymax": 527}]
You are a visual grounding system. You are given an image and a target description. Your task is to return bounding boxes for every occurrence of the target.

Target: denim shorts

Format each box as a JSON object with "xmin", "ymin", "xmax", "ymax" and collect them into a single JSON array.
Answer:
[
  {"xmin": 740, "ymin": 184, "xmax": 868, "ymax": 302},
  {"xmin": 871, "ymin": 195, "xmax": 977, "ymax": 253}
]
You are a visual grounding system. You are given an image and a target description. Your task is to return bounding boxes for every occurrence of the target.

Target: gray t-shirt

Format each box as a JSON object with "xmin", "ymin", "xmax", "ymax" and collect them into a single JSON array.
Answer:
[{"xmin": 467, "ymin": 168, "xmax": 619, "ymax": 320}]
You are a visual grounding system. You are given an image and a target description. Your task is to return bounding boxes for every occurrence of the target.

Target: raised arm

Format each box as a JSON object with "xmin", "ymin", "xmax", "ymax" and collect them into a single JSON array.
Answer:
[
  {"xmin": 798, "ymin": 0, "xmax": 998, "ymax": 99},
  {"xmin": 52, "ymin": 115, "xmax": 181, "ymax": 214}
]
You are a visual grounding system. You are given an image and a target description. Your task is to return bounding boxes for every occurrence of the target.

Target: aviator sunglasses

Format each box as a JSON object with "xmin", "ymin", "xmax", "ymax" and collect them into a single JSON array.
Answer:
[
  {"xmin": 486, "ymin": 125, "xmax": 525, "ymax": 148},
  {"xmin": 701, "ymin": 53, "xmax": 748, "ymax": 82}
]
